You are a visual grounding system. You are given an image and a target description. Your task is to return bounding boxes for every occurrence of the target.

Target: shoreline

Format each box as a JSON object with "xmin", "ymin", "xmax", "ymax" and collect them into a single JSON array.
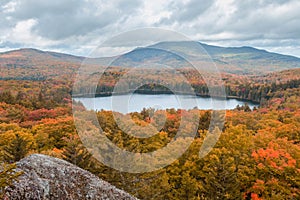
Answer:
[{"xmin": 72, "ymin": 90, "xmax": 260, "ymax": 105}]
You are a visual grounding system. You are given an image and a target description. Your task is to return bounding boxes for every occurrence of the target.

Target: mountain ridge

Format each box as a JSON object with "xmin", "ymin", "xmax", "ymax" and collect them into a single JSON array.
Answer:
[
  {"xmin": 1, "ymin": 41, "xmax": 299, "ymax": 61},
  {"xmin": 0, "ymin": 48, "xmax": 85, "ymax": 63},
  {"xmin": 1, "ymin": 42, "xmax": 300, "ymax": 76}
]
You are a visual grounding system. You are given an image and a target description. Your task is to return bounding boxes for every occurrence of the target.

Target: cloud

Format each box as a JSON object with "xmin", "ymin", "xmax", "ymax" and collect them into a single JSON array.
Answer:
[
  {"xmin": 158, "ymin": 0, "xmax": 300, "ymax": 41},
  {"xmin": 159, "ymin": 0, "xmax": 215, "ymax": 24},
  {"xmin": 0, "ymin": 0, "xmax": 299, "ymax": 57},
  {"xmin": 6, "ymin": 0, "xmax": 142, "ymax": 40},
  {"xmin": 11, "ymin": 19, "xmax": 37, "ymax": 41}
]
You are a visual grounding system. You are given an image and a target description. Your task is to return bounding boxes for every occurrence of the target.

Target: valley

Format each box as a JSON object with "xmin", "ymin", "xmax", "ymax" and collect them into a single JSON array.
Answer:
[{"xmin": 0, "ymin": 44, "xmax": 300, "ymax": 199}]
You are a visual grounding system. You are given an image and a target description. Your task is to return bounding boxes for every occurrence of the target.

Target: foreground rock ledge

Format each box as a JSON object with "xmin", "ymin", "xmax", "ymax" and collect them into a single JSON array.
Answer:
[{"xmin": 5, "ymin": 154, "xmax": 138, "ymax": 200}]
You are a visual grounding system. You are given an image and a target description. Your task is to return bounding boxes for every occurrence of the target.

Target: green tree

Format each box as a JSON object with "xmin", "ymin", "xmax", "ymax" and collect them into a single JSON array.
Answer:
[
  {"xmin": 2, "ymin": 134, "xmax": 30, "ymax": 163},
  {"xmin": 62, "ymin": 134, "xmax": 94, "ymax": 171}
]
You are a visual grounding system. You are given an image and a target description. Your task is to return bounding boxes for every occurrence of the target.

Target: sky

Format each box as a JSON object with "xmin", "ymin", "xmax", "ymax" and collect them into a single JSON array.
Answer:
[{"xmin": 0, "ymin": 0, "xmax": 300, "ymax": 57}]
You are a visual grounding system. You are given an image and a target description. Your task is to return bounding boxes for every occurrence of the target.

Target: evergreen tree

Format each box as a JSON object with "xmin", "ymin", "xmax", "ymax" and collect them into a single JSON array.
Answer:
[
  {"xmin": 2, "ymin": 134, "xmax": 29, "ymax": 163},
  {"xmin": 0, "ymin": 91, "xmax": 15, "ymax": 104},
  {"xmin": 243, "ymin": 103, "xmax": 251, "ymax": 112},
  {"xmin": 62, "ymin": 134, "xmax": 94, "ymax": 171}
]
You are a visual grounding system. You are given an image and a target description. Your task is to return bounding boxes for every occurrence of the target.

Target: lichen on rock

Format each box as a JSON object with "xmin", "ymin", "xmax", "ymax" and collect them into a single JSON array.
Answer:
[{"xmin": 5, "ymin": 154, "xmax": 138, "ymax": 200}]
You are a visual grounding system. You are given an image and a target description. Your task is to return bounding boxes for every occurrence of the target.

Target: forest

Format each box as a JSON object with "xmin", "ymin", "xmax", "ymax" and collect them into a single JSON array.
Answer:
[
  {"xmin": 72, "ymin": 67, "xmax": 300, "ymax": 106},
  {"xmin": 0, "ymin": 65, "xmax": 299, "ymax": 199}
]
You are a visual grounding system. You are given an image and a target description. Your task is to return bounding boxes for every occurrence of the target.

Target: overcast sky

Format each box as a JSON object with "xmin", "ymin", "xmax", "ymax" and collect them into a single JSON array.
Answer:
[{"xmin": 0, "ymin": 0, "xmax": 300, "ymax": 57}]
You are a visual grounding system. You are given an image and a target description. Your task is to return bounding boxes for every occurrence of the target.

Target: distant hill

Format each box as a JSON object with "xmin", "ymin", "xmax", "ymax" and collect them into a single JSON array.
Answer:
[
  {"xmin": 0, "ymin": 42, "xmax": 300, "ymax": 80},
  {"xmin": 0, "ymin": 48, "xmax": 84, "ymax": 80},
  {"xmin": 254, "ymin": 68, "xmax": 300, "ymax": 84},
  {"xmin": 0, "ymin": 48, "xmax": 84, "ymax": 63},
  {"xmin": 142, "ymin": 41, "xmax": 300, "ymax": 74},
  {"xmin": 4, "ymin": 154, "xmax": 138, "ymax": 200}
]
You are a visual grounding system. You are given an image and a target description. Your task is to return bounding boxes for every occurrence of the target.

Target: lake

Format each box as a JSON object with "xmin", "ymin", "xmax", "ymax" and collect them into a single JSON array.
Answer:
[{"xmin": 74, "ymin": 94, "xmax": 258, "ymax": 114}]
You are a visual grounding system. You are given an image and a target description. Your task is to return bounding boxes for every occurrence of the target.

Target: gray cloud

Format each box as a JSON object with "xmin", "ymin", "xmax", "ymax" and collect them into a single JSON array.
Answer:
[
  {"xmin": 160, "ymin": 0, "xmax": 215, "ymax": 24},
  {"xmin": 0, "ymin": 0, "xmax": 299, "ymax": 57},
  {"xmin": 226, "ymin": 0, "xmax": 300, "ymax": 38},
  {"xmin": 162, "ymin": 0, "xmax": 300, "ymax": 36},
  {"xmin": 6, "ymin": 0, "xmax": 142, "ymax": 40},
  {"xmin": 169, "ymin": 0, "xmax": 300, "ymax": 40}
]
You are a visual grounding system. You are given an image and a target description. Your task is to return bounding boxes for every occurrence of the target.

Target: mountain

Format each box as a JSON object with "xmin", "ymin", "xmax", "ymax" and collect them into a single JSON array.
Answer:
[
  {"xmin": 145, "ymin": 41, "xmax": 300, "ymax": 74},
  {"xmin": 4, "ymin": 154, "xmax": 138, "ymax": 200},
  {"xmin": 1, "ymin": 42, "xmax": 300, "ymax": 80},
  {"xmin": 0, "ymin": 48, "xmax": 84, "ymax": 63},
  {"xmin": 0, "ymin": 48, "xmax": 84, "ymax": 80},
  {"xmin": 111, "ymin": 41, "xmax": 300, "ymax": 73}
]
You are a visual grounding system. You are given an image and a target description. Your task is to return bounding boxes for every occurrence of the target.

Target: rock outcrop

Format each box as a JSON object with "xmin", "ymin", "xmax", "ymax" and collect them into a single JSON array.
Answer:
[{"xmin": 5, "ymin": 154, "xmax": 138, "ymax": 200}]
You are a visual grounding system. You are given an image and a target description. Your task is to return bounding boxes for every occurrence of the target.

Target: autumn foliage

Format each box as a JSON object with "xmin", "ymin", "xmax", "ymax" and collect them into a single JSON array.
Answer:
[{"xmin": 0, "ymin": 68, "xmax": 300, "ymax": 199}]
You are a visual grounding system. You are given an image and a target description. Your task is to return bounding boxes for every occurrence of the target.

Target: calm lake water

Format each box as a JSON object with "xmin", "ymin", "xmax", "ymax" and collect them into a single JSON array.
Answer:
[{"xmin": 74, "ymin": 94, "xmax": 258, "ymax": 114}]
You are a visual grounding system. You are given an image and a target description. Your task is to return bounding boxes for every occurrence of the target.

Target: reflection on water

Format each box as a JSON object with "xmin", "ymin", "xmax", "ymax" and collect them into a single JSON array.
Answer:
[{"xmin": 74, "ymin": 94, "xmax": 258, "ymax": 114}]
